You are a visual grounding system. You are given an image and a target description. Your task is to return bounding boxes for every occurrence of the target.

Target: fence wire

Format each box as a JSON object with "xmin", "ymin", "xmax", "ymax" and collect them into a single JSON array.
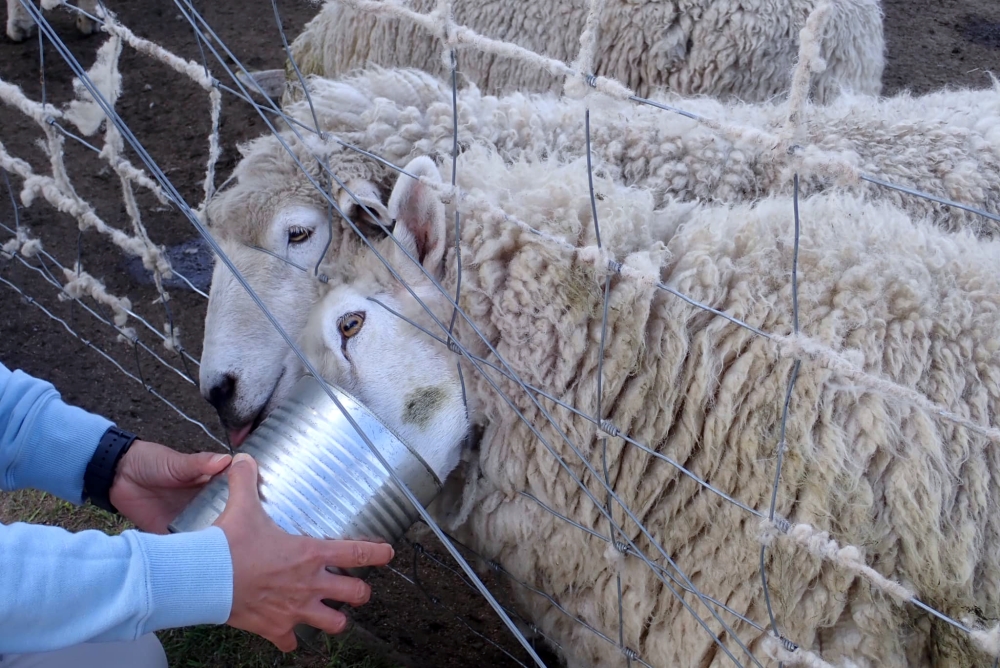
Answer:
[{"xmin": 2, "ymin": 1, "xmax": 1000, "ymax": 667}]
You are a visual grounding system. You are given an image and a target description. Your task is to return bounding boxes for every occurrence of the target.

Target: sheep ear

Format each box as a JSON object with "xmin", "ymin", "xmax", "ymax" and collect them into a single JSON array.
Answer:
[
  {"xmin": 387, "ymin": 156, "xmax": 446, "ymax": 275},
  {"xmin": 337, "ymin": 179, "xmax": 390, "ymax": 240}
]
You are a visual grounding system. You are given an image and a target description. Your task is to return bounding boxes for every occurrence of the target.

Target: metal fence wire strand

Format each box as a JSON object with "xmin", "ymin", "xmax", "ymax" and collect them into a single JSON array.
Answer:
[
  {"xmin": 408, "ymin": 544, "xmax": 533, "ymax": 668},
  {"xmin": 0, "ymin": 273, "xmax": 225, "ymax": 448},
  {"xmin": 0, "ymin": 218, "xmax": 203, "ymax": 371},
  {"xmin": 50, "ymin": 0, "xmax": 1000, "ymax": 235},
  {"xmin": 4, "ymin": 2, "xmax": 1000, "ymax": 667},
  {"xmin": 0, "ymin": 169, "xmax": 220, "ymax": 447},
  {"xmin": 586, "ymin": 105, "xmax": 630, "ymax": 666},
  {"xmin": 759, "ymin": 173, "xmax": 804, "ymax": 666},
  {"xmin": 406, "ymin": 538, "xmax": 567, "ymax": 652},
  {"xmin": 14, "ymin": 6, "xmax": 761, "ymax": 662},
  {"xmin": 187, "ymin": 53, "xmax": 772, "ymax": 667},
  {"xmin": 13, "ymin": 5, "xmax": 548, "ymax": 665}
]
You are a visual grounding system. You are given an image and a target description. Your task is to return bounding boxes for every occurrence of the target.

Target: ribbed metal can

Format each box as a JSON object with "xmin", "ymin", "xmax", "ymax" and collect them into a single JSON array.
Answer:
[{"xmin": 168, "ymin": 374, "xmax": 443, "ymax": 638}]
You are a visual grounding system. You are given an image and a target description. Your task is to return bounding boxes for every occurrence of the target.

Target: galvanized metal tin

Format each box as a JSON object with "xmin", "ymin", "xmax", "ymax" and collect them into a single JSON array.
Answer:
[{"xmin": 168, "ymin": 373, "xmax": 443, "ymax": 621}]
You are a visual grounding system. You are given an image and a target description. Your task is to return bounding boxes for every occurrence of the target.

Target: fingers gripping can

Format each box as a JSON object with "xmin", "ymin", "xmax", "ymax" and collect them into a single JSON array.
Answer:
[{"xmin": 168, "ymin": 374, "xmax": 443, "ymax": 640}]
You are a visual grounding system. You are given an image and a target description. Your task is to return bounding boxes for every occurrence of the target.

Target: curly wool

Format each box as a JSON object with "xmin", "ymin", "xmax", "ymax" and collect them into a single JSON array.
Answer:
[
  {"xmin": 276, "ymin": 67, "xmax": 1000, "ymax": 240},
  {"xmin": 453, "ymin": 155, "xmax": 1000, "ymax": 668},
  {"xmin": 339, "ymin": 145, "xmax": 1000, "ymax": 667},
  {"xmin": 208, "ymin": 65, "xmax": 1000, "ymax": 258},
  {"xmin": 279, "ymin": 0, "xmax": 883, "ymax": 104}
]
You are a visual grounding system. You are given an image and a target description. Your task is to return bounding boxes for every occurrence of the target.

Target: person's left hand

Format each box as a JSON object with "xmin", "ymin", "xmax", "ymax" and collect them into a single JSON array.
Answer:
[{"xmin": 109, "ymin": 440, "xmax": 232, "ymax": 533}]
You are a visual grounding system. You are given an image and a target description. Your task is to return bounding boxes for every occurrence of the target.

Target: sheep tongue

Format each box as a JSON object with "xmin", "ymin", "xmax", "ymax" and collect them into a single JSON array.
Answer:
[{"xmin": 228, "ymin": 423, "xmax": 253, "ymax": 448}]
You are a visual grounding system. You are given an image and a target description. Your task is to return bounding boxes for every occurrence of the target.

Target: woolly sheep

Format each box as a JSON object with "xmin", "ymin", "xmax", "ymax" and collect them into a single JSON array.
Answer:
[
  {"xmin": 286, "ymin": 68, "xmax": 1000, "ymax": 238},
  {"xmin": 6, "ymin": 0, "xmax": 99, "ymax": 41},
  {"xmin": 247, "ymin": 0, "xmax": 884, "ymax": 105},
  {"xmin": 199, "ymin": 66, "xmax": 1000, "ymax": 444},
  {"xmin": 296, "ymin": 147, "xmax": 1000, "ymax": 668}
]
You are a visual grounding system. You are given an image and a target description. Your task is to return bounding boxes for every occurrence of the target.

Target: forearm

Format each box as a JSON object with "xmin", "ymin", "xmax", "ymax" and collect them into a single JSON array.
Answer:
[
  {"xmin": 0, "ymin": 521, "xmax": 233, "ymax": 653},
  {"xmin": 0, "ymin": 362, "xmax": 114, "ymax": 503}
]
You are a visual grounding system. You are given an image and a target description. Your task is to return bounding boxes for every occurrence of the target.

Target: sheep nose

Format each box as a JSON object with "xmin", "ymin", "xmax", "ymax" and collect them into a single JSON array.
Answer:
[{"xmin": 206, "ymin": 374, "xmax": 237, "ymax": 411}]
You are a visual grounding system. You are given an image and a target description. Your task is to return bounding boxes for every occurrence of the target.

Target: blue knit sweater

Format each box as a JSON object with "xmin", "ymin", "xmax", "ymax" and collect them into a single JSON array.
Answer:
[{"xmin": 0, "ymin": 361, "xmax": 233, "ymax": 653}]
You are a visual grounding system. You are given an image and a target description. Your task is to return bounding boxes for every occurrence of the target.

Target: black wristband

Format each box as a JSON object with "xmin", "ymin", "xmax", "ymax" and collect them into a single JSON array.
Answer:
[{"xmin": 83, "ymin": 426, "xmax": 138, "ymax": 514}]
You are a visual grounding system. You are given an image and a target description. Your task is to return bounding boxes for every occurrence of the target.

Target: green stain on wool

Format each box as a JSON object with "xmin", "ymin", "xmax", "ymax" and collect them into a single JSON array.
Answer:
[
  {"xmin": 402, "ymin": 385, "xmax": 448, "ymax": 429},
  {"xmin": 565, "ymin": 261, "xmax": 604, "ymax": 319}
]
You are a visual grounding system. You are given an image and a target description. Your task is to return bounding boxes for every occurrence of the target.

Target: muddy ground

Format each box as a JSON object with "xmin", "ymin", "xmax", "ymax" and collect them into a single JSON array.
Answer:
[{"xmin": 1, "ymin": 1, "xmax": 998, "ymax": 666}]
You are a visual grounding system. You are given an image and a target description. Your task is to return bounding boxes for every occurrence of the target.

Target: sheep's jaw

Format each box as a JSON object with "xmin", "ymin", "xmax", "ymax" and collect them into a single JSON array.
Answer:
[{"xmin": 224, "ymin": 369, "xmax": 284, "ymax": 448}]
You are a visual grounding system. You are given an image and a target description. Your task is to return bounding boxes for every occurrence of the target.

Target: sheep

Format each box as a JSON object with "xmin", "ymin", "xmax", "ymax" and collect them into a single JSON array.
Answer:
[
  {"xmin": 295, "ymin": 146, "xmax": 1000, "ymax": 668},
  {"xmin": 6, "ymin": 0, "xmax": 99, "ymax": 42},
  {"xmin": 199, "ymin": 65, "xmax": 1000, "ymax": 446},
  {"xmin": 198, "ymin": 117, "xmax": 403, "ymax": 445},
  {"xmin": 285, "ymin": 68, "xmax": 1000, "ymax": 238},
  {"xmin": 244, "ymin": 0, "xmax": 884, "ymax": 105}
]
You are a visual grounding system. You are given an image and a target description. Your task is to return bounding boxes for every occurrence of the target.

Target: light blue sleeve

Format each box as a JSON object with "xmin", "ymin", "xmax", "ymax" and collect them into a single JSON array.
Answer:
[
  {"xmin": 0, "ymin": 361, "xmax": 114, "ymax": 503},
  {"xmin": 0, "ymin": 522, "xmax": 234, "ymax": 653},
  {"xmin": 0, "ymin": 361, "xmax": 234, "ymax": 652}
]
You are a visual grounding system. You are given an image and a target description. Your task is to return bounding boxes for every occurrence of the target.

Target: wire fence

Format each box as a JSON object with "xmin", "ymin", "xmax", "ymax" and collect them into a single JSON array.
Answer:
[{"xmin": 2, "ymin": 0, "xmax": 1000, "ymax": 667}]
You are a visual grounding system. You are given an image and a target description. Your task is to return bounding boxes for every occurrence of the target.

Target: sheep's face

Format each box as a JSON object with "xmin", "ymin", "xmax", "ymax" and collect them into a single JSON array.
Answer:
[
  {"xmin": 296, "ymin": 156, "xmax": 469, "ymax": 481},
  {"xmin": 200, "ymin": 204, "xmax": 332, "ymax": 446},
  {"xmin": 199, "ymin": 146, "xmax": 388, "ymax": 447},
  {"xmin": 300, "ymin": 283, "xmax": 468, "ymax": 482}
]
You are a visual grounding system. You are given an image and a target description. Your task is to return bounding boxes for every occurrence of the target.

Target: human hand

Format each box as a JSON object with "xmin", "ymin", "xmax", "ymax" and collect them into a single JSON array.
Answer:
[
  {"xmin": 214, "ymin": 452, "xmax": 395, "ymax": 652},
  {"xmin": 109, "ymin": 440, "xmax": 232, "ymax": 534}
]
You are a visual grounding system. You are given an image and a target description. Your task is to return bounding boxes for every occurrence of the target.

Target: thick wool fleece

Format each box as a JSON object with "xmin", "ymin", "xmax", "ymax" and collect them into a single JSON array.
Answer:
[
  {"xmin": 331, "ymin": 147, "xmax": 1000, "ymax": 667},
  {"xmin": 282, "ymin": 0, "xmax": 883, "ymax": 104},
  {"xmin": 277, "ymin": 68, "xmax": 1000, "ymax": 241}
]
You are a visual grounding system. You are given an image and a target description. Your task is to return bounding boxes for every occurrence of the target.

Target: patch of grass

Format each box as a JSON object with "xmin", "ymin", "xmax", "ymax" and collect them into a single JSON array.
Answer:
[
  {"xmin": 158, "ymin": 624, "xmax": 394, "ymax": 668},
  {"xmin": 0, "ymin": 489, "xmax": 401, "ymax": 668},
  {"xmin": 0, "ymin": 488, "xmax": 131, "ymax": 535}
]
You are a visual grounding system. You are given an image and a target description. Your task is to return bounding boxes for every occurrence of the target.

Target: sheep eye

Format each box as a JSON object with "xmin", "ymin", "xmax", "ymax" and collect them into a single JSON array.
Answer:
[
  {"xmin": 338, "ymin": 312, "xmax": 365, "ymax": 339},
  {"xmin": 288, "ymin": 227, "xmax": 313, "ymax": 244}
]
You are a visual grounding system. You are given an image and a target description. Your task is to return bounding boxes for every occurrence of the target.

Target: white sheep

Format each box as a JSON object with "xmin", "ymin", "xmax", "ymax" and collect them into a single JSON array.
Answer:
[
  {"xmin": 199, "ymin": 65, "xmax": 1000, "ymax": 447},
  {"xmin": 295, "ymin": 146, "xmax": 1000, "ymax": 668},
  {"xmin": 285, "ymin": 68, "xmax": 1000, "ymax": 237},
  {"xmin": 6, "ymin": 0, "xmax": 99, "ymax": 41},
  {"xmin": 245, "ymin": 0, "xmax": 884, "ymax": 105}
]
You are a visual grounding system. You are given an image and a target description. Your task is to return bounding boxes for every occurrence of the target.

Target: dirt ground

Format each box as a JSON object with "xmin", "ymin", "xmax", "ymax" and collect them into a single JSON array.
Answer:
[{"xmin": 0, "ymin": 1, "xmax": 998, "ymax": 666}]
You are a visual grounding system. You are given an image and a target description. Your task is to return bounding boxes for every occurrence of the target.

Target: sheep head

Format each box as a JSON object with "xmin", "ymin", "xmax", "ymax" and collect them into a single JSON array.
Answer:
[
  {"xmin": 199, "ymin": 135, "xmax": 388, "ymax": 447},
  {"xmin": 296, "ymin": 156, "xmax": 469, "ymax": 482}
]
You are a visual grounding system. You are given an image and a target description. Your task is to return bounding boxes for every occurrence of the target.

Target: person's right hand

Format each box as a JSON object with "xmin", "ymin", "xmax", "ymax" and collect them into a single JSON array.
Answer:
[{"xmin": 213, "ymin": 452, "xmax": 395, "ymax": 652}]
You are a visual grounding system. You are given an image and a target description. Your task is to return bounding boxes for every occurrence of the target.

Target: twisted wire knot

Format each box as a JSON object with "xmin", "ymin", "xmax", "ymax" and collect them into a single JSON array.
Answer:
[
  {"xmin": 777, "ymin": 636, "xmax": 798, "ymax": 652},
  {"xmin": 612, "ymin": 540, "xmax": 630, "ymax": 554},
  {"xmin": 316, "ymin": 273, "xmax": 329, "ymax": 284},
  {"xmin": 446, "ymin": 338, "xmax": 463, "ymax": 354},
  {"xmin": 599, "ymin": 419, "xmax": 622, "ymax": 438},
  {"xmin": 607, "ymin": 259, "xmax": 623, "ymax": 274},
  {"xmin": 621, "ymin": 647, "xmax": 640, "ymax": 661},
  {"xmin": 487, "ymin": 559, "xmax": 503, "ymax": 572},
  {"xmin": 772, "ymin": 516, "xmax": 792, "ymax": 533},
  {"xmin": 585, "ymin": 74, "xmax": 598, "ymax": 88}
]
